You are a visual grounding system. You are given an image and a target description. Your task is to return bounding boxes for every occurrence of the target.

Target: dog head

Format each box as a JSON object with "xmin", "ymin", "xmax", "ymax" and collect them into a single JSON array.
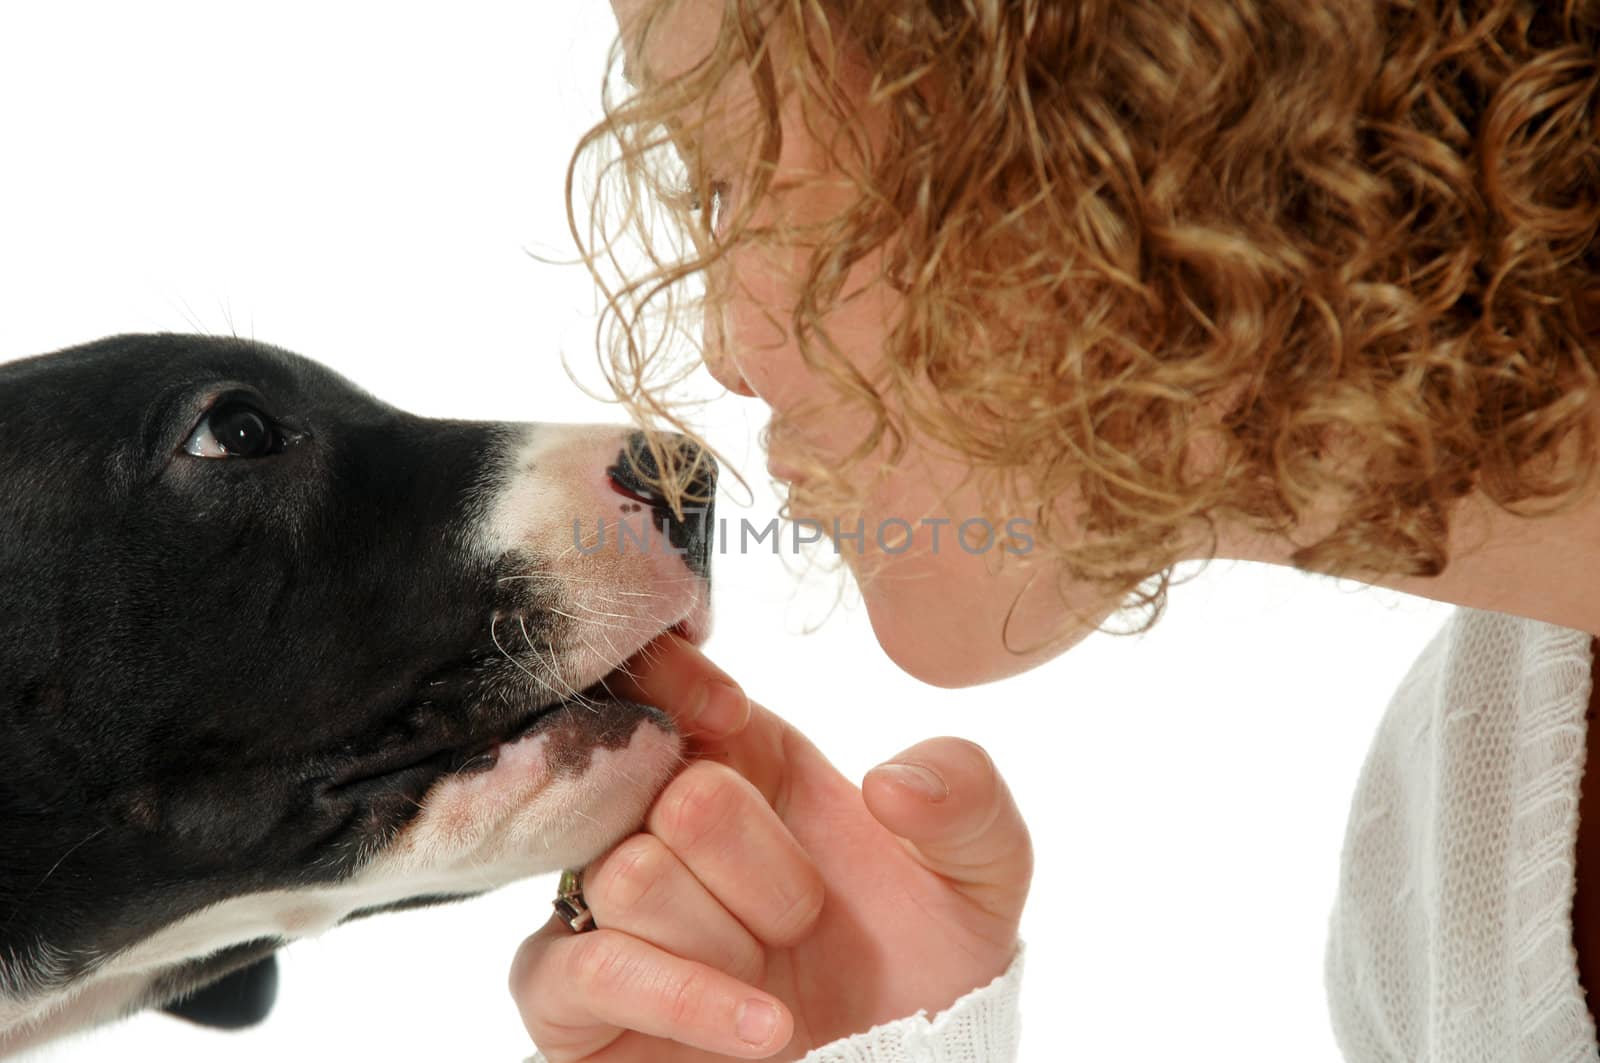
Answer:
[{"xmin": 0, "ymin": 333, "xmax": 714, "ymax": 1048}]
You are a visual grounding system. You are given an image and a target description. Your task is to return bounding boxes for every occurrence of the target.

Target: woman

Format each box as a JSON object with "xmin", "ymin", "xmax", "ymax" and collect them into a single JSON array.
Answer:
[{"xmin": 511, "ymin": 0, "xmax": 1600, "ymax": 1059}]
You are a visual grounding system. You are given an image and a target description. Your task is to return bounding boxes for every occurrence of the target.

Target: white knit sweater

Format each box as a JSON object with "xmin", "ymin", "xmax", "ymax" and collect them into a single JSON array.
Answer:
[
  {"xmin": 533, "ymin": 607, "xmax": 1600, "ymax": 1062},
  {"xmin": 1323, "ymin": 607, "xmax": 1599, "ymax": 1059}
]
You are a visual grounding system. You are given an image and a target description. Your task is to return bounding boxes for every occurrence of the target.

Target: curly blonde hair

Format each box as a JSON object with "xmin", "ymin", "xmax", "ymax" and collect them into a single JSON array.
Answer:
[{"xmin": 570, "ymin": 0, "xmax": 1600, "ymax": 627}]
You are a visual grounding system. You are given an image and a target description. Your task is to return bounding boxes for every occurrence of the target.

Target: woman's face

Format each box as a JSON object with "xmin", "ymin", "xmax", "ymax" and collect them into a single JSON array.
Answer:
[{"xmin": 609, "ymin": 0, "xmax": 1111, "ymax": 685}]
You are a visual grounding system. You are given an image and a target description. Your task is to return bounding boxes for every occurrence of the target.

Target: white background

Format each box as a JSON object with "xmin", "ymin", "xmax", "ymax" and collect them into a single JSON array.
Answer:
[{"xmin": 0, "ymin": 3, "xmax": 1456, "ymax": 1060}]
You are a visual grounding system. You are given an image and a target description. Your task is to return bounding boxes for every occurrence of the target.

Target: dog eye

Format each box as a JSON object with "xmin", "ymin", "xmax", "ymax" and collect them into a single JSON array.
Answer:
[{"xmin": 183, "ymin": 401, "xmax": 289, "ymax": 460}]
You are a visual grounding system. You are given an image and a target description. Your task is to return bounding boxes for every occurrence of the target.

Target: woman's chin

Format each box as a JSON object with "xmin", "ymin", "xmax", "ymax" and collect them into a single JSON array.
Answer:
[
  {"xmin": 861, "ymin": 593, "xmax": 1034, "ymax": 688},
  {"xmin": 860, "ymin": 572, "xmax": 1099, "ymax": 688}
]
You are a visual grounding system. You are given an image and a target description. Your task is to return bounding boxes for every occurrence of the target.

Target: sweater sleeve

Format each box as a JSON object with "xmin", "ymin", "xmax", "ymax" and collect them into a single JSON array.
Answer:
[
  {"xmin": 797, "ymin": 943, "xmax": 1024, "ymax": 1063},
  {"xmin": 521, "ymin": 943, "xmax": 1025, "ymax": 1063}
]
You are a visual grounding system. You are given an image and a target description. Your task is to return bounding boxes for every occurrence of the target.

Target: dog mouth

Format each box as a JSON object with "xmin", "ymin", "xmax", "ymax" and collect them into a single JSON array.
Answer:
[
  {"xmin": 325, "ymin": 676, "xmax": 633, "ymax": 794},
  {"xmin": 326, "ymin": 610, "xmax": 707, "ymax": 795},
  {"xmin": 668, "ymin": 612, "xmax": 710, "ymax": 649}
]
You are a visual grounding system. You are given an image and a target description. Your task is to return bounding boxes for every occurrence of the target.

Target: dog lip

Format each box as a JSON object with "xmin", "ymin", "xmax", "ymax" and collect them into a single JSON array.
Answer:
[
  {"xmin": 445, "ymin": 696, "xmax": 585, "ymax": 775},
  {"xmin": 326, "ymin": 613, "xmax": 703, "ymax": 792},
  {"xmin": 325, "ymin": 669, "xmax": 659, "ymax": 791},
  {"xmin": 326, "ymin": 700, "xmax": 562, "ymax": 791}
]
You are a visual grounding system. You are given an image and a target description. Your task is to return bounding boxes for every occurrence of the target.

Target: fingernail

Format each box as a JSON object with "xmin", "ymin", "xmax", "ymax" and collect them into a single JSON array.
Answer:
[
  {"xmin": 735, "ymin": 998, "xmax": 779, "ymax": 1047},
  {"xmin": 693, "ymin": 680, "xmax": 750, "ymax": 736},
  {"xmin": 873, "ymin": 762, "xmax": 949, "ymax": 802}
]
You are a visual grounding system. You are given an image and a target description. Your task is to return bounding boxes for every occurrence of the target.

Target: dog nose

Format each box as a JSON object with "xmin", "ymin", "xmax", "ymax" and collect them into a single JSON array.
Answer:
[{"xmin": 608, "ymin": 431, "xmax": 717, "ymax": 579}]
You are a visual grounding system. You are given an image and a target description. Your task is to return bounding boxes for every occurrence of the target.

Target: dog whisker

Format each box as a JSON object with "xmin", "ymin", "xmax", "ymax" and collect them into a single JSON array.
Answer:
[
  {"xmin": 571, "ymin": 601, "xmax": 659, "ymax": 625},
  {"xmin": 1, "ymin": 827, "xmax": 108, "ymax": 933},
  {"xmin": 492, "ymin": 616, "xmax": 572, "ymax": 704}
]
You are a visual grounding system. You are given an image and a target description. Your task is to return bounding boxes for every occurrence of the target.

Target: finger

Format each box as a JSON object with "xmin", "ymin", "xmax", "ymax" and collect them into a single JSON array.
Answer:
[
  {"xmin": 510, "ymin": 917, "xmax": 626, "ymax": 1062},
  {"xmin": 682, "ymin": 697, "xmax": 801, "ymax": 811},
  {"xmin": 602, "ymin": 632, "xmax": 751, "ymax": 740},
  {"xmin": 583, "ymin": 833, "xmax": 767, "ymax": 985},
  {"xmin": 614, "ymin": 639, "xmax": 849, "ymax": 826},
  {"xmin": 509, "ymin": 919, "xmax": 792, "ymax": 1061},
  {"xmin": 647, "ymin": 761, "xmax": 826, "ymax": 947},
  {"xmin": 861, "ymin": 737, "xmax": 1033, "ymax": 926}
]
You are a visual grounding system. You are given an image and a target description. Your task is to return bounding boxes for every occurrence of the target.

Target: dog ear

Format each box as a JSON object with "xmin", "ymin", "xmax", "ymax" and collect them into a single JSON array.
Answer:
[{"xmin": 162, "ymin": 952, "xmax": 279, "ymax": 1029}]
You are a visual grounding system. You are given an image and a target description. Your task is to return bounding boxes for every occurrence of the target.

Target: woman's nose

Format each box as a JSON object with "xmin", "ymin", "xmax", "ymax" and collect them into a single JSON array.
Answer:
[{"xmin": 702, "ymin": 303, "xmax": 758, "ymax": 397}]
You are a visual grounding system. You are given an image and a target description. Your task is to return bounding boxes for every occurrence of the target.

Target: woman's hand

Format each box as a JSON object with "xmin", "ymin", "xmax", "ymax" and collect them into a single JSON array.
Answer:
[{"xmin": 508, "ymin": 633, "xmax": 1032, "ymax": 1061}]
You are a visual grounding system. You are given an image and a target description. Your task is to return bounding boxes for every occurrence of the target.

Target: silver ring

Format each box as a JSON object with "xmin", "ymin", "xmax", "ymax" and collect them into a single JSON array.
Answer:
[{"xmin": 553, "ymin": 868, "xmax": 595, "ymax": 933}]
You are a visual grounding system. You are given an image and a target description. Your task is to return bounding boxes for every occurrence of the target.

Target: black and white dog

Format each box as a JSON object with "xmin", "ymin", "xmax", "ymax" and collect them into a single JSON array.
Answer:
[{"xmin": 0, "ymin": 333, "xmax": 714, "ymax": 1055}]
